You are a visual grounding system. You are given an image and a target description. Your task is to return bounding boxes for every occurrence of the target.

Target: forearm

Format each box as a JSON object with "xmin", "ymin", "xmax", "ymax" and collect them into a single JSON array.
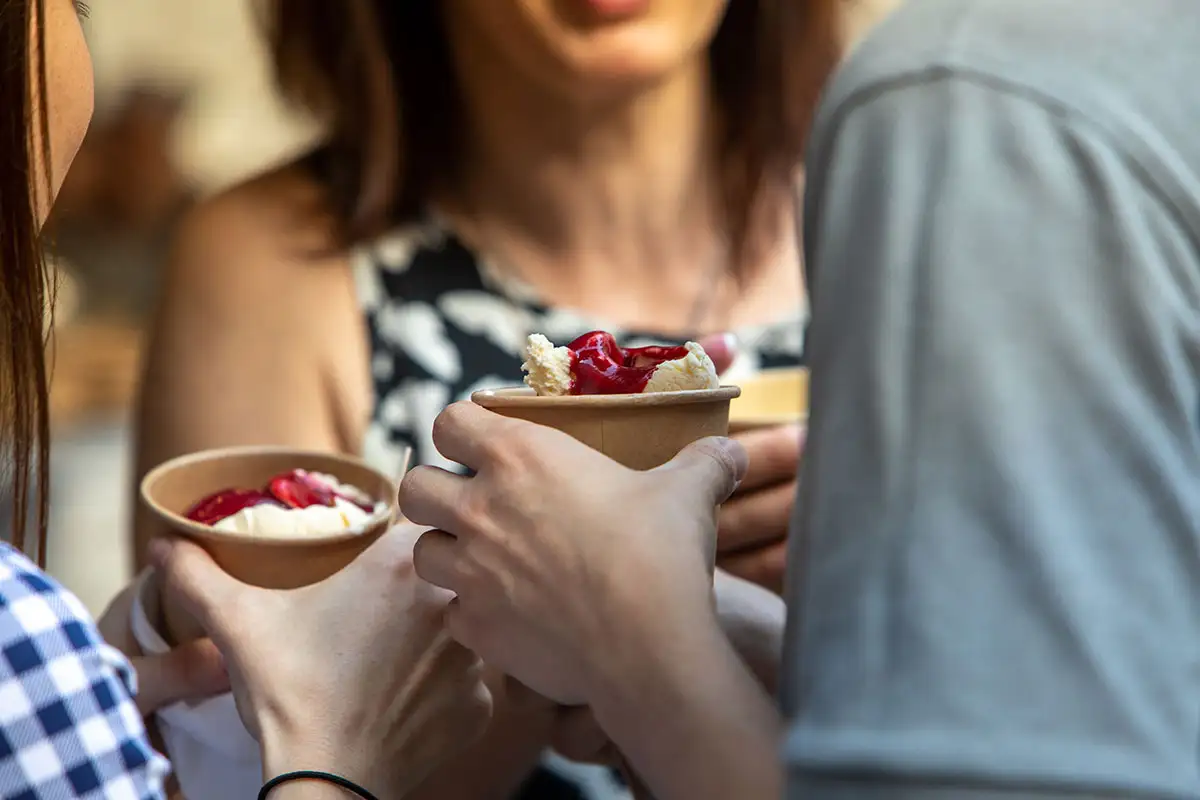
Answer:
[
  {"xmin": 714, "ymin": 568, "xmax": 786, "ymax": 696},
  {"xmin": 594, "ymin": 614, "xmax": 783, "ymax": 800},
  {"xmin": 405, "ymin": 671, "xmax": 555, "ymax": 800},
  {"xmin": 259, "ymin": 690, "xmax": 547, "ymax": 800}
]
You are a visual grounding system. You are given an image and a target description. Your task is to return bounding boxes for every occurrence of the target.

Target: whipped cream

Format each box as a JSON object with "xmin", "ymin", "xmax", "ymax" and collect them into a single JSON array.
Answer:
[
  {"xmin": 642, "ymin": 342, "xmax": 720, "ymax": 393},
  {"xmin": 189, "ymin": 469, "xmax": 387, "ymax": 538},
  {"xmin": 522, "ymin": 334, "xmax": 574, "ymax": 396},
  {"xmin": 212, "ymin": 498, "xmax": 383, "ymax": 538}
]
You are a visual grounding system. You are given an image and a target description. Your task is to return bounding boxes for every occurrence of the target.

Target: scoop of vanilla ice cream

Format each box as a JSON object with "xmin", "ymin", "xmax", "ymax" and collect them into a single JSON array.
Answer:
[
  {"xmin": 213, "ymin": 497, "xmax": 377, "ymax": 538},
  {"xmin": 643, "ymin": 341, "xmax": 720, "ymax": 393},
  {"xmin": 522, "ymin": 333, "xmax": 574, "ymax": 396}
]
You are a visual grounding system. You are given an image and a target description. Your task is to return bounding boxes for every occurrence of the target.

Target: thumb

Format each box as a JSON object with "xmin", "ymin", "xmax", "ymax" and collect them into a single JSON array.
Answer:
[
  {"xmin": 149, "ymin": 537, "xmax": 244, "ymax": 642},
  {"xmin": 130, "ymin": 638, "xmax": 230, "ymax": 716},
  {"xmin": 655, "ymin": 437, "xmax": 748, "ymax": 507},
  {"xmin": 696, "ymin": 332, "xmax": 738, "ymax": 375}
]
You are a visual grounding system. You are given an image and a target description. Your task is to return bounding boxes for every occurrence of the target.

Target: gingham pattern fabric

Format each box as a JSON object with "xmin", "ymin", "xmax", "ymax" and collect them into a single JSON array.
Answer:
[{"xmin": 0, "ymin": 544, "xmax": 170, "ymax": 799}]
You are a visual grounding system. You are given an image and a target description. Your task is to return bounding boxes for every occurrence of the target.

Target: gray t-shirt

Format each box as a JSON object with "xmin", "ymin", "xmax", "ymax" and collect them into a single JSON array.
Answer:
[{"xmin": 784, "ymin": 1, "xmax": 1200, "ymax": 798}]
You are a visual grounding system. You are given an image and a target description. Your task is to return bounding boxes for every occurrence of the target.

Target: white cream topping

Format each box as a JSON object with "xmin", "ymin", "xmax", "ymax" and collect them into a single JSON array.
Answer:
[
  {"xmin": 212, "ymin": 497, "xmax": 386, "ymax": 538},
  {"xmin": 521, "ymin": 333, "xmax": 575, "ymax": 396}
]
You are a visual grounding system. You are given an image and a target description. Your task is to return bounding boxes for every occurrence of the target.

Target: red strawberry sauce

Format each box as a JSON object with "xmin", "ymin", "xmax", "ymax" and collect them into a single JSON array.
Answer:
[
  {"xmin": 184, "ymin": 469, "xmax": 372, "ymax": 526},
  {"xmin": 567, "ymin": 331, "xmax": 688, "ymax": 395}
]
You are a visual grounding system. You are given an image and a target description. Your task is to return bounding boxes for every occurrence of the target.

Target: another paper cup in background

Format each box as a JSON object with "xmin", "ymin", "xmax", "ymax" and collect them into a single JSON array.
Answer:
[
  {"xmin": 142, "ymin": 445, "xmax": 405, "ymax": 643},
  {"xmin": 727, "ymin": 367, "xmax": 808, "ymax": 433},
  {"xmin": 471, "ymin": 386, "xmax": 741, "ymax": 470}
]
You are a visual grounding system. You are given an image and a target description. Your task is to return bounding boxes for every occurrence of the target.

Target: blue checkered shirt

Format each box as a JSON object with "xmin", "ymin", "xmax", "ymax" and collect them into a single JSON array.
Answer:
[{"xmin": 0, "ymin": 544, "xmax": 170, "ymax": 799}]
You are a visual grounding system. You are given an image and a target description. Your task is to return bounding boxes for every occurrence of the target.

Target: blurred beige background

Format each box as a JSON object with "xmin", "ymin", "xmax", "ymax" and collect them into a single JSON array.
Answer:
[{"xmin": 84, "ymin": 0, "xmax": 318, "ymax": 192}]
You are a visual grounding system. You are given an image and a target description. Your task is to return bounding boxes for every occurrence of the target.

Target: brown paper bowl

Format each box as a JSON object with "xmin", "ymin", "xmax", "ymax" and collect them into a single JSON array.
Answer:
[
  {"xmin": 471, "ymin": 386, "xmax": 741, "ymax": 470},
  {"xmin": 728, "ymin": 367, "xmax": 809, "ymax": 433},
  {"xmin": 141, "ymin": 445, "xmax": 404, "ymax": 590}
]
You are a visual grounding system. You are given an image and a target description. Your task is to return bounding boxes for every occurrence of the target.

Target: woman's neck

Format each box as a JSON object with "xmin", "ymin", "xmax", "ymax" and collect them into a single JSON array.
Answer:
[{"xmin": 441, "ymin": 29, "xmax": 727, "ymax": 315}]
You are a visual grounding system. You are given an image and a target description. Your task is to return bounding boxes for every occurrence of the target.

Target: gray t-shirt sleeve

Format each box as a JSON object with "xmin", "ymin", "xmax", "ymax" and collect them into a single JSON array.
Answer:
[{"xmin": 784, "ymin": 74, "xmax": 1200, "ymax": 799}]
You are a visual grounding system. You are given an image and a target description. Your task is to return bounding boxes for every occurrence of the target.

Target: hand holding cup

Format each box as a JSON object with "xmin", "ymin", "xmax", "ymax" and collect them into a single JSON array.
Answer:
[{"xmin": 152, "ymin": 523, "xmax": 493, "ymax": 798}]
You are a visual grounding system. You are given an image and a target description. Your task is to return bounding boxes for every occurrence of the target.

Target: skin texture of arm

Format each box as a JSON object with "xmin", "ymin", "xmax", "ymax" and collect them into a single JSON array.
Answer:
[
  {"xmin": 132, "ymin": 166, "xmax": 366, "ymax": 574},
  {"xmin": 592, "ymin": 610, "xmax": 784, "ymax": 800},
  {"xmin": 131, "ymin": 164, "xmax": 558, "ymax": 800}
]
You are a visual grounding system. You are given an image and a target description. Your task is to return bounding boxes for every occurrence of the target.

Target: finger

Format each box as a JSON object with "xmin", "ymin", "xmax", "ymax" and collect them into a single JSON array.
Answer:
[
  {"xmin": 399, "ymin": 466, "xmax": 473, "ymax": 533},
  {"xmin": 696, "ymin": 332, "xmax": 738, "ymax": 375},
  {"xmin": 149, "ymin": 537, "xmax": 244, "ymax": 639},
  {"xmin": 431, "ymin": 400, "xmax": 520, "ymax": 471},
  {"xmin": 717, "ymin": 481, "xmax": 796, "ymax": 553},
  {"xmin": 717, "ymin": 542, "xmax": 788, "ymax": 595},
  {"xmin": 131, "ymin": 638, "xmax": 230, "ymax": 716},
  {"xmin": 413, "ymin": 529, "xmax": 463, "ymax": 591},
  {"xmin": 655, "ymin": 436, "xmax": 748, "ymax": 507},
  {"xmin": 730, "ymin": 424, "xmax": 805, "ymax": 492}
]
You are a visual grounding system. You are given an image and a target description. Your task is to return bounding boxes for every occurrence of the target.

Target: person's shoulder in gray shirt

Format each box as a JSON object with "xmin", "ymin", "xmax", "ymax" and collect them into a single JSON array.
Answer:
[{"xmin": 786, "ymin": 1, "xmax": 1200, "ymax": 798}]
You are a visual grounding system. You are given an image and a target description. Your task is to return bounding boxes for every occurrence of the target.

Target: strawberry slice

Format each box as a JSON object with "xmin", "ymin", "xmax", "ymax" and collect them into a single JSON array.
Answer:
[
  {"xmin": 185, "ymin": 489, "xmax": 279, "ymax": 525},
  {"xmin": 267, "ymin": 469, "xmax": 338, "ymax": 509}
]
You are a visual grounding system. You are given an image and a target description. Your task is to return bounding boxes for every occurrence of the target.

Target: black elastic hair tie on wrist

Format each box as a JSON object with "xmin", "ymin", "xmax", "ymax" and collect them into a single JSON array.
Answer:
[{"xmin": 258, "ymin": 770, "xmax": 379, "ymax": 800}]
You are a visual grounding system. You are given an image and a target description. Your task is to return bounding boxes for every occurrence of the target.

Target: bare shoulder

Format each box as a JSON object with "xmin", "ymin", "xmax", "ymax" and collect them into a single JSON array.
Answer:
[
  {"xmin": 144, "ymin": 156, "xmax": 371, "ymax": 452},
  {"xmin": 166, "ymin": 160, "xmax": 349, "ymax": 311}
]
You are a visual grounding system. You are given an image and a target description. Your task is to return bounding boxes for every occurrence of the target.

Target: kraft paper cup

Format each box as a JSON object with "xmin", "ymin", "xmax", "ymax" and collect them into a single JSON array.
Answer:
[
  {"xmin": 727, "ymin": 367, "xmax": 808, "ymax": 433},
  {"xmin": 141, "ymin": 445, "xmax": 404, "ymax": 590},
  {"xmin": 471, "ymin": 386, "xmax": 741, "ymax": 470}
]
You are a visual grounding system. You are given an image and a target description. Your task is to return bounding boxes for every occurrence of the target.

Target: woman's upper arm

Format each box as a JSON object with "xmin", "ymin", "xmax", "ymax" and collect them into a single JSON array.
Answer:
[{"xmin": 132, "ymin": 170, "xmax": 369, "ymax": 566}]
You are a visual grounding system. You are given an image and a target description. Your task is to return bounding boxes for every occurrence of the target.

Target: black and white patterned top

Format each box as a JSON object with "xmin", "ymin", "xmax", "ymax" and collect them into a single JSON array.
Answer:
[
  {"xmin": 355, "ymin": 219, "xmax": 807, "ymax": 474},
  {"xmin": 351, "ymin": 218, "xmax": 805, "ymax": 800}
]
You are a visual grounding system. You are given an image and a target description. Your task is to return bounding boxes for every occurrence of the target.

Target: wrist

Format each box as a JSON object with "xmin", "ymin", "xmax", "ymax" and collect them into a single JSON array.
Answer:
[
  {"xmin": 260, "ymin": 771, "xmax": 378, "ymax": 799},
  {"xmin": 589, "ymin": 600, "xmax": 726, "ymax": 729},
  {"xmin": 590, "ymin": 606, "xmax": 783, "ymax": 800},
  {"xmin": 259, "ymin": 721, "xmax": 385, "ymax": 797},
  {"xmin": 587, "ymin": 576, "xmax": 718, "ymax": 710},
  {"xmin": 713, "ymin": 569, "xmax": 786, "ymax": 696}
]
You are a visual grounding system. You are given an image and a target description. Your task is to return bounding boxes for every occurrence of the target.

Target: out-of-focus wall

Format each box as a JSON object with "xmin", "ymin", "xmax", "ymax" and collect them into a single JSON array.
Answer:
[{"xmin": 84, "ymin": 0, "xmax": 319, "ymax": 193}]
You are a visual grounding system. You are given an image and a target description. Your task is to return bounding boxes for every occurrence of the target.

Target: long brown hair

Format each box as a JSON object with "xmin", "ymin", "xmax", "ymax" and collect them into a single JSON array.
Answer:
[
  {"xmin": 264, "ymin": 0, "xmax": 841, "ymax": 273},
  {"xmin": 1, "ymin": 0, "xmax": 53, "ymax": 563}
]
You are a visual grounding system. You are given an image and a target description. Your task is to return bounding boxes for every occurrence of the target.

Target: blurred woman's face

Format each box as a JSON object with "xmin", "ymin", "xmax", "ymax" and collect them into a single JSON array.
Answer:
[
  {"xmin": 32, "ymin": 0, "xmax": 94, "ymax": 222},
  {"xmin": 445, "ymin": 0, "xmax": 729, "ymax": 96}
]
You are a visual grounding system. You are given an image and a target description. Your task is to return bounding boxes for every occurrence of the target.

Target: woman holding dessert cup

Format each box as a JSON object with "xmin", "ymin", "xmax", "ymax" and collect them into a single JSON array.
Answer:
[
  {"xmin": 130, "ymin": 0, "xmax": 845, "ymax": 797},
  {"xmin": 0, "ymin": 2, "xmax": 491, "ymax": 797}
]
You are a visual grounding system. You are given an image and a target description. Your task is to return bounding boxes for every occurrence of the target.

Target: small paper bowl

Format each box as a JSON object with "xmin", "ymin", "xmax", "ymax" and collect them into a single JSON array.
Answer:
[
  {"xmin": 141, "ymin": 445, "xmax": 403, "ymax": 590},
  {"xmin": 471, "ymin": 386, "xmax": 741, "ymax": 471},
  {"xmin": 728, "ymin": 367, "xmax": 808, "ymax": 433}
]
